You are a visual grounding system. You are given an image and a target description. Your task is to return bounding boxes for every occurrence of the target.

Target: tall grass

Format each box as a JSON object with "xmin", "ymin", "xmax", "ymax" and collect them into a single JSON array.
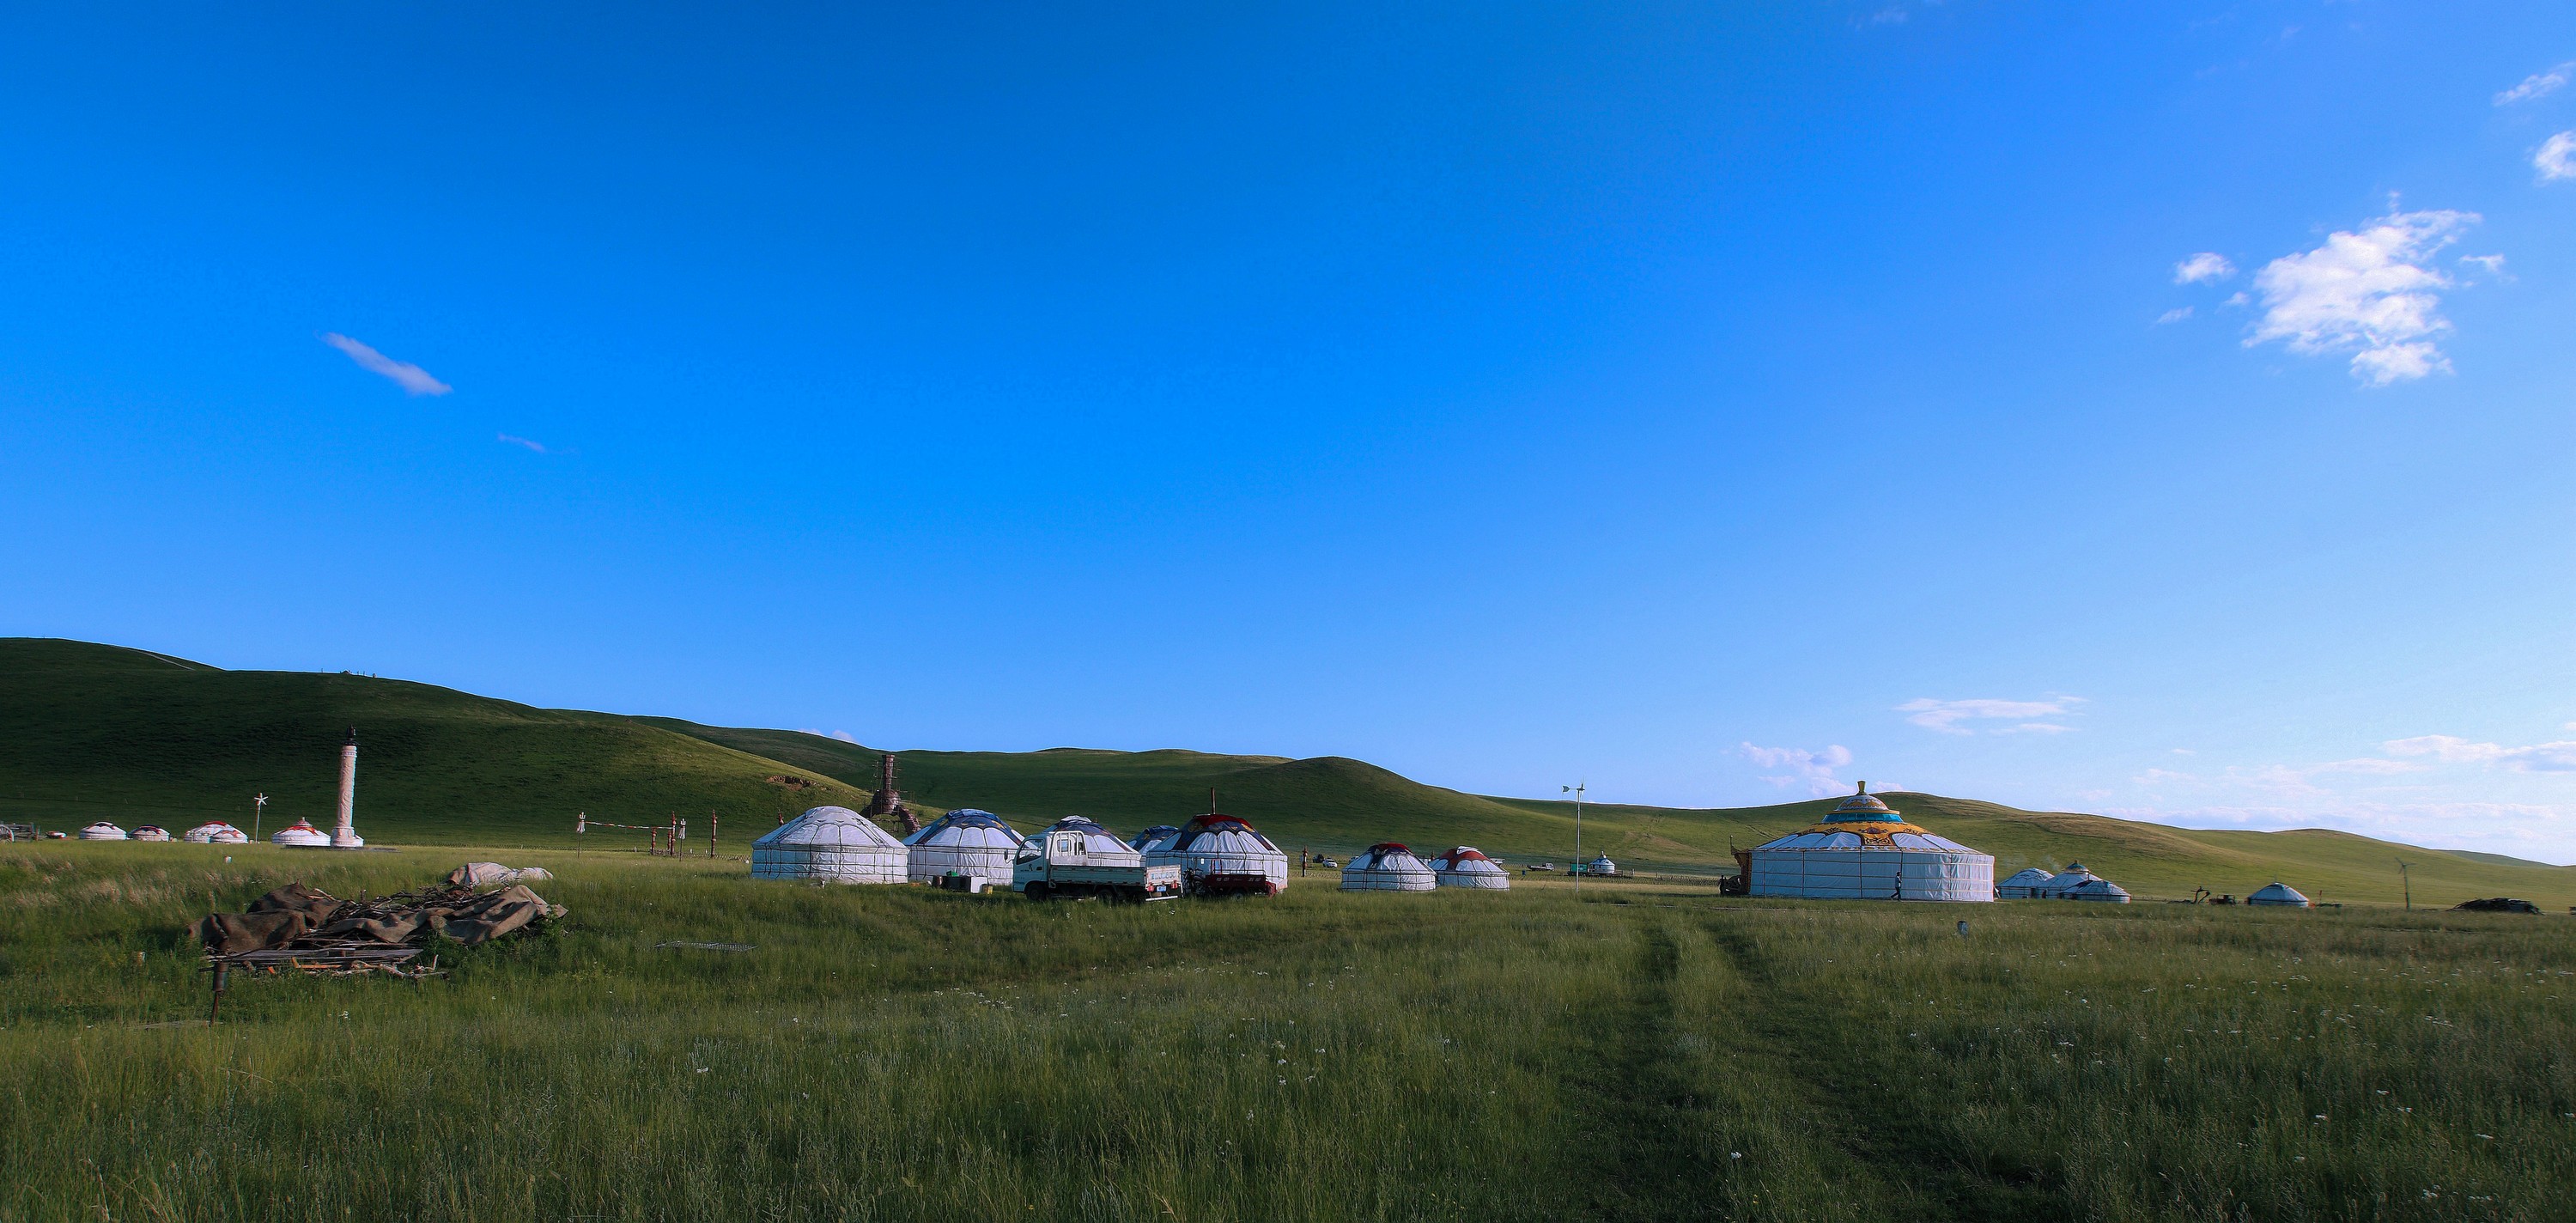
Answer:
[{"xmin": 1, "ymin": 843, "xmax": 2568, "ymax": 1220}]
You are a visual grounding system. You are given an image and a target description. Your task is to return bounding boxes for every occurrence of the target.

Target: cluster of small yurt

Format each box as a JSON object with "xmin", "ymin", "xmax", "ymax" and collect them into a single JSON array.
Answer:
[
  {"xmin": 902, "ymin": 808, "xmax": 1025, "ymax": 885},
  {"xmin": 1341, "ymin": 843, "xmax": 1437, "ymax": 891},
  {"xmin": 1745, "ymin": 784, "xmax": 1995, "ymax": 903},
  {"xmin": 2249, "ymin": 881, "xmax": 2312, "ymax": 908},
  {"xmin": 751, "ymin": 805, "xmax": 908, "ymax": 884},
  {"xmin": 1427, "ymin": 846, "xmax": 1510, "ymax": 890},
  {"xmin": 1147, "ymin": 812, "xmax": 1290, "ymax": 896},
  {"xmin": 270, "ymin": 819, "xmax": 331, "ymax": 848},
  {"xmin": 183, "ymin": 821, "xmax": 250, "ymax": 844},
  {"xmin": 2038, "ymin": 862, "xmax": 2130, "ymax": 903},
  {"xmin": 77, "ymin": 822, "xmax": 128, "ymax": 841}
]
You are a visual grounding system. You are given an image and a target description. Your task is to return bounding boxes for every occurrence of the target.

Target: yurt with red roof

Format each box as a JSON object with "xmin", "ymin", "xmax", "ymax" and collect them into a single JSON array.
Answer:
[
  {"xmin": 1340, "ymin": 843, "xmax": 1436, "ymax": 891},
  {"xmin": 77, "ymin": 821, "xmax": 128, "ymax": 841},
  {"xmin": 1146, "ymin": 812, "xmax": 1289, "ymax": 896},
  {"xmin": 1745, "ymin": 784, "xmax": 1993, "ymax": 903},
  {"xmin": 270, "ymin": 819, "xmax": 331, "ymax": 848},
  {"xmin": 1427, "ymin": 846, "xmax": 1510, "ymax": 890},
  {"xmin": 184, "ymin": 821, "xmax": 250, "ymax": 845},
  {"xmin": 130, "ymin": 825, "xmax": 172, "ymax": 842}
]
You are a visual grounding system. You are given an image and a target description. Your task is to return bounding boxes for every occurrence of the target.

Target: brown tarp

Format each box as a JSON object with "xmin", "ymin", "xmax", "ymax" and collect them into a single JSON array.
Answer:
[{"xmin": 196, "ymin": 881, "xmax": 563, "ymax": 952}]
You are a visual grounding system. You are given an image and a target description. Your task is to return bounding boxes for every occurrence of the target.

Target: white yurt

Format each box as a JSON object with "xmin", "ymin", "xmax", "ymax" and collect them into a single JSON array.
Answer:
[
  {"xmin": 1997, "ymin": 867, "xmax": 2057, "ymax": 898},
  {"xmin": 77, "ymin": 821, "xmax": 128, "ymax": 841},
  {"xmin": 902, "ymin": 808, "xmax": 1026, "ymax": 885},
  {"xmin": 1745, "ymin": 784, "xmax": 1995, "ymax": 903},
  {"xmin": 1427, "ymin": 846, "xmax": 1511, "ymax": 890},
  {"xmin": 1129, "ymin": 824, "xmax": 1182, "ymax": 853},
  {"xmin": 2248, "ymin": 881, "xmax": 2312, "ymax": 908},
  {"xmin": 1341, "ymin": 843, "xmax": 1437, "ymax": 891},
  {"xmin": 750, "ymin": 806, "xmax": 908, "ymax": 884},
  {"xmin": 1147, "ymin": 812, "xmax": 1290, "ymax": 896},
  {"xmin": 2063, "ymin": 877, "xmax": 2132, "ymax": 903},
  {"xmin": 2036, "ymin": 864, "xmax": 2097, "ymax": 897},
  {"xmin": 1586, "ymin": 855, "xmax": 1619, "ymax": 877},
  {"xmin": 131, "ymin": 825, "xmax": 172, "ymax": 842},
  {"xmin": 270, "ymin": 819, "xmax": 331, "ymax": 848},
  {"xmin": 182, "ymin": 821, "xmax": 249, "ymax": 844}
]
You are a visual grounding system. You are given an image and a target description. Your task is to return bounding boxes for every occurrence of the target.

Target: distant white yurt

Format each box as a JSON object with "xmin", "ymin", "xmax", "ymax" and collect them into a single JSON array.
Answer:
[
  {"xmin": 77, "ymin": 821, "xmax": 128, "ymax": 841},
  {"xmin": 1129, "ymin": 824, "xmax": 1182, "ymax": 853},
  {"xmin": 903, "ymin": 808, "xmax": 1026, "ymax": 885},
  {"xmin": 131, "ymin": 825, "xmax": 172, "ymax": 842},
  {"xmin": 1148, "ymin": 812, "xmax": 1289, "ymax": 896},
  {"xmin": 183, "ymin": 821, "xmax": 249, "ymax": 845},
  {"xmin": 2248, "ymin": 881, "xmax": 2312, "ymax": 908},
  {"xmin": 1428, "ymin": 846, "xmax": 1511, "ymax": 890},
  {"xmin": 751, "ymin": 806, "xmax": 908, "ymax": 884},
  {"xmin": 1997, "ymin": 867, "xmax": 2056, "ymax": 899},
  {"xmin": 270, "ymin": 819, "xmax": 331, "ymax": 848},
  {"xmin": 1341, "ymin": 843, "xmax": 1437, "ymax": 891},
  {"xmin": 1586, "ymin": 855, "xmax": 1619, "ymax": 877},
  {"xmin": 2038, "ymin": 863, "xmax": 2101, "ymax": 897},
  {"xmin": 2063, "ymin": 878, "xmax": 2132, "ymax": 904},
  {"xmin": 1746, "ymin": 784, "xmax": 1995, "ymax": 903}
]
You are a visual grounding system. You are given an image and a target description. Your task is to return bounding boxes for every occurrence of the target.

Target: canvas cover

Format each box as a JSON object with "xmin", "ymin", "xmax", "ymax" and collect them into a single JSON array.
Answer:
[{"xmin": 447, "ymin": 862, "xmax": 556, "ymax": 887}]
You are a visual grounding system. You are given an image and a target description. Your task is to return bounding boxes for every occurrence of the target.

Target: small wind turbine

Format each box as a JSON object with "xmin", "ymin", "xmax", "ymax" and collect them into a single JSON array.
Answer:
[
  {"xmin": 252, "ymin": 794, "xmax": 268, "ymax": 842},
  {"xmin": 1563, "ymin": 782, "xmax": 1586, "ymax": 893}
]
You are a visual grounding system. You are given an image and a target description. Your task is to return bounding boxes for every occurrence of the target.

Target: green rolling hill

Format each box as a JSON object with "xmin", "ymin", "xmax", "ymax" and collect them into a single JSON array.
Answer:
[{"xmin": 5, "ymin": 636, "xmax": 2571, "ymax": 908}]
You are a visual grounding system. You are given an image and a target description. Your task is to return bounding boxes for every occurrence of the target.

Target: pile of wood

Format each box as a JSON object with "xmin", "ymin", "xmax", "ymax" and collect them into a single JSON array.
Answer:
[{"xmin": 194, "ymin": 881, "xmax": 566, "ymax": 977}]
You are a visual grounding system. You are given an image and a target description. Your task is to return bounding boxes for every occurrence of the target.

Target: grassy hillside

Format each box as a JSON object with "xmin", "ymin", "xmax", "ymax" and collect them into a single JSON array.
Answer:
[
  {"xmin": 9, "ymin": 636, "xmax": 2573, "ymax": 908},
  {"xmin": 0, "ymin": 638, "xmax": 871, "ymax": 844}
]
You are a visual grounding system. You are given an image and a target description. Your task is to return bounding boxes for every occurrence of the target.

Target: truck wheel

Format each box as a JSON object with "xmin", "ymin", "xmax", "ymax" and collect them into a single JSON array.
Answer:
[{"xmin": 1024, "ymin": 883, "xmax": 1050, "ymax": 901}]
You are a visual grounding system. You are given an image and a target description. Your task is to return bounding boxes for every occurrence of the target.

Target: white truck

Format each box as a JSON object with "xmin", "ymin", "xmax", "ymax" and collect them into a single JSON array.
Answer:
[{"xmin": 1013, "ymin": 818, "xmax": 1183, "ymax": 902}]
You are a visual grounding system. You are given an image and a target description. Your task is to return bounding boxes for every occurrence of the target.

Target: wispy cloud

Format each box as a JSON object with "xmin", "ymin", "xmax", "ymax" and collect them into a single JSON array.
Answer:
[
  {"xmin": 2245, "ymin": 206, "xmax": 2481, "ymax": 386},
  {"xmin": 498, "ymin": 434, "xmax": 550, "ymax": 453},
  {"xmin": 798, "ymin": 728, "xmax": 863, "ymax": 745},
  {"xmin": 2495, "ymin": 62, "xmax": 2573, "ymax": 106},
  {"xmin": 2383, "ymin": 734, "xmax": 2576, "ymax": 773},
  {"xmin": 2172, "ymin": 253, "xmax": 2236, "ymax": 284},
  {"xmin": 321, "ymin": 333, "xmax": 451, "ymax": 396},
  {"xmin": 1897, "ymin": 697, "xmax": 2084, "ymax": 735},
  {"xmin": 1741, "ymin": 742, "xmax": 1860, "ymax": 797},
  {"xmin": 2537, "ymin": 132, "xmax": 2576, "ymax": 182},
  {"xmin": 2155, "ymin": 307, "xmax": 2195, "ymax": 326},
  {"xmin": 2458, "ymin": 253, "xmax": 2510, "ymax": 279}
]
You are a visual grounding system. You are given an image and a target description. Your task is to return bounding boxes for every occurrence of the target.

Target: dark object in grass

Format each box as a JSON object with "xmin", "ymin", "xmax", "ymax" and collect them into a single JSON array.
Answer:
[
  {"xmin": 2451, "ymin": 897, "xmax": 2542, "ymax": 914},
  {"xmin": 195, "ymin": 882, "xmax": 566, "ymax": 954},
  {"xmin": 656, "ymin": 941, "xmax": 756, "ymax": 952}
]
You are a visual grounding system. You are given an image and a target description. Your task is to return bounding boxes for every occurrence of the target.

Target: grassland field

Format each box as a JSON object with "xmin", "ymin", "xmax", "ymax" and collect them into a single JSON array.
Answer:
[{"xmin": 1, "ymin": 840, "xmax": 2570, "ymax": 1222}]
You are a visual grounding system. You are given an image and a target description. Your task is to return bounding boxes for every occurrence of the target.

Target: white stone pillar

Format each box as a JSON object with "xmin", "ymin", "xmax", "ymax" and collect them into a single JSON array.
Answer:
[{"xmin": 331, "ymin": 728, "xmax": 363, "ymax": 848}]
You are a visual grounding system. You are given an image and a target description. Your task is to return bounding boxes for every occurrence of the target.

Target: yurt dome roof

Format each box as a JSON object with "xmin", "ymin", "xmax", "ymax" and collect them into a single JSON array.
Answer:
[
  {"xmin": 1346, "ymin": 843, "xmax": 1434, "ymax": 872},
  {"xmin": 271, "ymin": 819, "xmax": 330, "ymax": 846},
  {"xmin": 1431, "ymin": 846, "xmax": 1497, "ymax": 867},
  {"xmin": 2045, "ymin": 866, "xmax": 2100, "ymax": 886},
  {"xmin": 2249, "ymin": 881, "xmax": 2312, "ymax": 906},
  {"xmin": 1168, "ymin": 813, "xmax": 1280, "ymax": 854},
  {"xmin": 78, "ymin": 821, "xmax": 127, "ymax": 838},
  {"xmin": 1131, "ymin": 824, "xmax": 1182, "ymax": 851},
  {"xmin": 1760, "ymin": 783, "xmax": 1963, "ymax": 847},
  {"xmin": 757, "ymin": 806, "xmax": 904, "ymax": 849},
  {"xmin": 2001, "ymin": 867, "xmax": 2056, "ymax": 885},
  {"xmin": 1589, "ymin": 855, "xmax": 1616, "ymax": 868},
  {"xmin": 2065, "ymin": 878, "xmax": 2131, "ymax": 900},
  {"xmin": 904, "ymin": 808, "xmax": 1024, "ymax": 848},
  {"xmin": 1823, "ymin": 783, "xmax": 1902, "ymax": 824}
]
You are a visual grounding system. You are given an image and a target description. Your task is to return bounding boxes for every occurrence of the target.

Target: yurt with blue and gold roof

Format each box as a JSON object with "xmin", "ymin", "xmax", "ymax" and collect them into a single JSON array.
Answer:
[
  {"xmin": 902, "ymin": 809, "xmax": 1025, "ymax": 885},
  {"xmin": 1746, "ymin": 784, "xmax": 1994, "ymax": 902}
]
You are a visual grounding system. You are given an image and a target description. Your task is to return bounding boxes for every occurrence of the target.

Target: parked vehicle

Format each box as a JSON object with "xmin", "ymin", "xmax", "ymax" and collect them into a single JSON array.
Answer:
[{"xmin": 1012, "ymin": 818, "xmax": 1182, "ymax": 902}]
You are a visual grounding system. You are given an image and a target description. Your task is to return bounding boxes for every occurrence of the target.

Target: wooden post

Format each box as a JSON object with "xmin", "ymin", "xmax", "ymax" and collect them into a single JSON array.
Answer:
[
  {"xmin": 133, "ymin": 951, "xmax": 146, "ymax": 1025},
  {"xmin": 710, "ymin": 812, "xmax": 720, "ymax": 859},
  {"xmin": 208, "ymin": 961, "xmax": 228, "ymax": 1026}
]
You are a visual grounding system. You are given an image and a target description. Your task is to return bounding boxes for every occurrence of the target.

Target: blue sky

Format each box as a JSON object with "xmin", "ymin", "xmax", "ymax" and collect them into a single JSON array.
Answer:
[{"xmin": 5, "ymin": 3, "xmax": 2575, "ymax": 860}]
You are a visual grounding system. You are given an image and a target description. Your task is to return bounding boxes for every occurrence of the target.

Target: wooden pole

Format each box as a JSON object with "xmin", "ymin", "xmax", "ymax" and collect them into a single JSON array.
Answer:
[{"xmin": 133, "ymin": 951, "xmax": 146, "ymax": 1025}]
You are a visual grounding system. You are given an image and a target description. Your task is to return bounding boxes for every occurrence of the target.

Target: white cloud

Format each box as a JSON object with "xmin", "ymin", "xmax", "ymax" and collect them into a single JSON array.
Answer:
[
  {"xmin": 798, "ymin": 728, "xmax": 863, "ymax": 744},
  {"xmin": 2537, "ymin": 132, "xmax": 2576, "ymax": 182},
  {"xmin": 2457, "ymin": 253, "xmax": 2509, "ymax": 279},
  {"xmin": 2245, "ymin": 207, "xmax": 2481, "ymax": 386},
  {"xmin": 2172, "ymin": 253, "xmax": 2236, "ymax": 284},
  {"xmin": 2383, "ymin": 734, "xmax": 2576, "ymax": 773},
  {"xmin": 2155, "ymin": 307, "xmax": 2195, "ymax": 326},
  {"xmin": 1741, "ymin": 742, "xmax": 1856, "ymax": 797},
  {"xmin": 1861, "ymin": 7, "xmax": 1910, "ymax": 27},
  {"xmin": 2495, "ymin": 62, "xmax": 2573, "ymax": 106},
  {"xmin": 1997, "ymin": 722, "xmax": 2077, "ymax": 734},
  {"xmin": 1897, "ymin": 697, "xmax": 2084, "ymax": 735},
  {"xmin": 2103, "ymin": 800, "xmax": 2576, "ymax": 865},
  {"xmin": 322, "ymin": 332, "xmax": 452, "ymax": 396},
  {"xmin": 498, "ymin": 434, "xmax": 549, "ymax": 453}
]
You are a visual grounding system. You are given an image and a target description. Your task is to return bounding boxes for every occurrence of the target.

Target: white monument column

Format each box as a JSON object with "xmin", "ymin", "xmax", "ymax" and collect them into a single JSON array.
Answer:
[{"xmin": 331, "ymin": 727, "xmax": 364, "ymax": 848}]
